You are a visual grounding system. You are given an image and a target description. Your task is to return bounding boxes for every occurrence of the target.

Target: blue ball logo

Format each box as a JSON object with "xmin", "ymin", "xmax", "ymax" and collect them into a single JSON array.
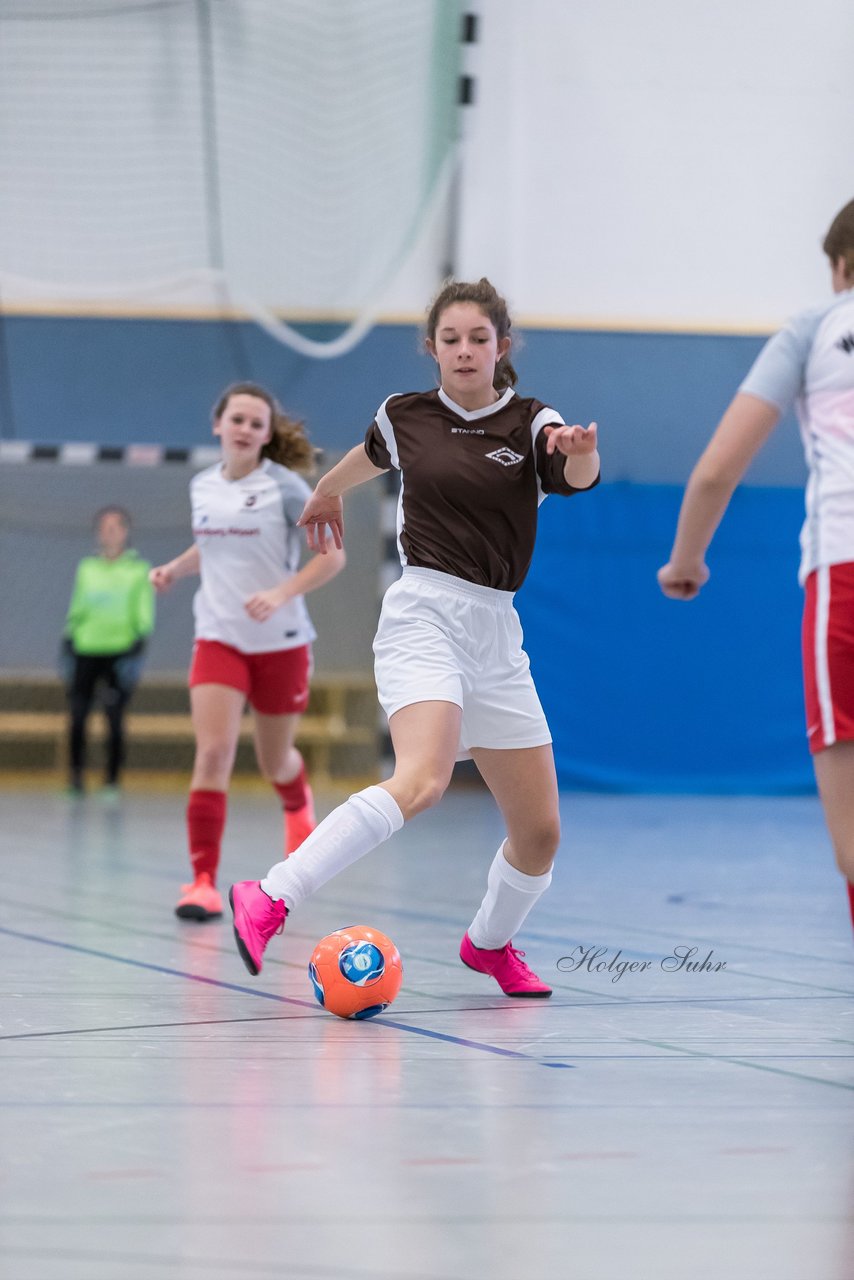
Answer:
[
  {"xmin": 308, "ymin": 961, "xmax": 325, "ymax": 1006},
  {"xmin": 338, "ymin": 941, "xmax": 385, "ymax": 987},
  {"xmin": 353, "ymin": 1003, "xmax": 388, "ymax": 1020}
]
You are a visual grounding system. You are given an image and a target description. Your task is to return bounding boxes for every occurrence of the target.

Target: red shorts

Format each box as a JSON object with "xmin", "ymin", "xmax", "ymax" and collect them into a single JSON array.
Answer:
[
  {"xmin": 802, "ymin": 563, "xmax": 854, "ymax": 753},
  {"xmin": 189, "ymin": 640, "xmax": 311, "ymax": 716}
]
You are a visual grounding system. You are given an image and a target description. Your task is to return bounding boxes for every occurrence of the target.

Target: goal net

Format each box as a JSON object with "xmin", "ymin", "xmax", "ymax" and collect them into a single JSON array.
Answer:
[{"xmin": 0, "ymin": 0, "xmax": 461, "ymax": 355}]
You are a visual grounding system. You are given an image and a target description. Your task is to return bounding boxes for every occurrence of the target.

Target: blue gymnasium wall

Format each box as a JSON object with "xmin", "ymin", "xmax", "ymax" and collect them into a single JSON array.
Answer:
[
  {"xmin": 2, "ymin": 314, "xmax": 812, "ymax": 792},
  {"xmin": 517, "ymin": 484, "xmax": 810, "ymax": 794},
  {"xmin": 2, "ymin": 314, "xmax": 799, "ymax": 476}
]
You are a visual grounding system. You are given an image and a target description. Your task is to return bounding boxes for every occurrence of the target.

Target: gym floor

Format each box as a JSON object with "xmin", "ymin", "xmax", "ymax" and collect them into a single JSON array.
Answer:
[{"xmin": 0, "ymin": 782, "xmax": 851, "ymax": 1280}]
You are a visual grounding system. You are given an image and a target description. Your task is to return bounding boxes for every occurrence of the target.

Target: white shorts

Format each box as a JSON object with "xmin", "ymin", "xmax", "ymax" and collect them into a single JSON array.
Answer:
[{"xmin": 373, "ymin": 567, "xmax": 552, "ymax": 760}]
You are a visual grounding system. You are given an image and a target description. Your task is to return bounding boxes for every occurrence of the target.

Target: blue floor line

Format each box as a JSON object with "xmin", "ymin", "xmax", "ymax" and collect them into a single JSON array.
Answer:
[{"xmin": 0, "ymin": 923, "xmax": 573, "ymax": 1069}]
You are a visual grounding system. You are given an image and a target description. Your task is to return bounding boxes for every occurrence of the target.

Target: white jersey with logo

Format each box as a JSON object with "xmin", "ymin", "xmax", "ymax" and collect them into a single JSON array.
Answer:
[
  {"xmin": 740, "ymin": 287, "xmax": 854, "ymax": 584},
  {"xmin": 190, "ymin": 458, "xmax": 316, "ymax": 653}
]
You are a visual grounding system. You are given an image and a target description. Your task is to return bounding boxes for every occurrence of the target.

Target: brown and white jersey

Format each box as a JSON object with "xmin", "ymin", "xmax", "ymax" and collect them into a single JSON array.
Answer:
[{"xmin": 364, "ymin": 386, "xmax": 598, "ymax": 592}]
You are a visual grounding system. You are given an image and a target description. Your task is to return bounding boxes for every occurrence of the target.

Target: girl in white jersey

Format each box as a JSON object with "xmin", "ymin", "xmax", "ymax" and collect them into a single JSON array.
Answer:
[
  {"xmin": 149, "ymin": 384, "xmax": 345, "ymax": 921},
  {"xmin": 230, "ymin": 279, "xmax": 600, "ymax": 995},
  {"xmin": 659, "ymin": 199, "xmax": 854, "ymax": 935}
]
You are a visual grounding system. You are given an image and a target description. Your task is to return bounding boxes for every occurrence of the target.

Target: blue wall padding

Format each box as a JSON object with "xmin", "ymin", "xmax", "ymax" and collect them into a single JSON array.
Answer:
[
  {"xmin": 516, "ymin": 483, "xmax": 814, "ymax": 794},
  {"xmin": 3, "ymin": 315, "xmax": 424, "ymax": 451},
  {"xmin": 2, "ymin": 314, "xmax": 805, "ymax": 486}
]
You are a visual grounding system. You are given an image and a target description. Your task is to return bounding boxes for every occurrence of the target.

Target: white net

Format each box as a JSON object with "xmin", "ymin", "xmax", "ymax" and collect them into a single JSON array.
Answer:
[{"xmin": 0, "ymin": 0, "xmax": 461, "ymax": 355}]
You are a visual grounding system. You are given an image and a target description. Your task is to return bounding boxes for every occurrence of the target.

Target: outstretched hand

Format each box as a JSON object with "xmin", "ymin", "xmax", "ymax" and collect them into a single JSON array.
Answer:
[
  {"xmin": 657, "ymin": 560, "xmax": 710, "ymax": 600},
  {"xmin": 149, "ymin": 564, "xmax": 175, "ymax": 593},
  {"xmin": 297, "ymin": 489, "xmax": 344, "ymax": 554},
  {"xmin": 543, "ymin": 422, "xmax": 598, "ymax": 456}
]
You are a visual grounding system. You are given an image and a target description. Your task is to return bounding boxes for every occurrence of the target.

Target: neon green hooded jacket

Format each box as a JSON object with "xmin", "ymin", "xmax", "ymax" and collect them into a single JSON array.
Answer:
[{"xmin": 64, "ymin": 550, "xmax": 155, "ymax": 655}]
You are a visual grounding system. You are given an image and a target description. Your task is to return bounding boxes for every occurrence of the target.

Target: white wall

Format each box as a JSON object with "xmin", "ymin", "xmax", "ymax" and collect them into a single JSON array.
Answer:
[
  {"xmin": 2, "ymin": 1, "xmax": 851, "ymax": 333},
  {"xmin": 452, "ymin": 0, "xmax": 854, "ymax": 329}
]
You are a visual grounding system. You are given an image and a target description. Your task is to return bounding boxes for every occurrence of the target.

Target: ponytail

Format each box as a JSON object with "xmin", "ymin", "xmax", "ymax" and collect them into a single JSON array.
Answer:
[{"xmin": 262, "ymin": 412, "xmax": 318, "ymax": 475}]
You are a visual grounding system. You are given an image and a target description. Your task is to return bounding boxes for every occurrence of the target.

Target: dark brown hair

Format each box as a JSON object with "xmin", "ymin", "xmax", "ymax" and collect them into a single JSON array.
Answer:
[
  {"xmin": 212, "ymin": 382, "xmax": 318, "ymax": 475},
  {"xmin": 93, "ymin": 505, "xmax": 130, "ymax": 530},
  {"xmin": 425, "ymin": 277, "xmax": 519, "ymax": 390},
  {"xmin": 822, "ymin": 199, "xmax": 854, "ymax": 276}
]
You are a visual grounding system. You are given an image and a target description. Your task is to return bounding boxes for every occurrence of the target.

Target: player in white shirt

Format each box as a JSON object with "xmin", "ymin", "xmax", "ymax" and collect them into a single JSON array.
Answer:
[
  {"xmin": 150, "ymin": 384, "xmax": 346, "ymax": 921},
  {"xmin": 658, "ymin": 198, "xmax": 854, "ymax": 935}
]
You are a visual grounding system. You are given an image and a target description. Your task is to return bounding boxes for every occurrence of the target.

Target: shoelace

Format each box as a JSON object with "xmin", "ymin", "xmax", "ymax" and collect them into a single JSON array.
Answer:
[
  {"xmin": 258, "ymin": 901, "xmax": 287, "ymax": 941},
  {"xmin": 505, "ymin": 947, "xmax": 536, "ymax": 973}
]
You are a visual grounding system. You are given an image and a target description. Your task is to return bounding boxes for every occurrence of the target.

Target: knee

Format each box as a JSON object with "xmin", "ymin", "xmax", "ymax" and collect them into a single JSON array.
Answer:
[
  {"xmin": 104, "ymin": 695, "xmax": 127, "ymax": 723},
  {"xmin": 69, "ymin": 693, "xmax": 90, "ymax": 719},
  {"xmin": 823, "ymin": 818, "xmax": 854, "ymax": 880},
  {"xmin": 393, "ymin": 767, "xmax": 452, "ymax": 819},
  {"xmin": 529, "ymin": 812, "xmax": 561, "ymax": 859},
  {"xmin": 254, "ymin": 754, "xmax": 277, "ymax": 784},
  {"xmin": 832, "ymin": 840, "xmax": 854, "ymax": 882},
  {"xmin": 194, "ymin": 740, "xmax": 237, "ymax": 779},
  {"xmin": 509, "ymin": 816, "xmax": 561, "ymax": 875},
  {"xmin": 256, "ymin": 745, "xmax": 299, "ymax": 786}
]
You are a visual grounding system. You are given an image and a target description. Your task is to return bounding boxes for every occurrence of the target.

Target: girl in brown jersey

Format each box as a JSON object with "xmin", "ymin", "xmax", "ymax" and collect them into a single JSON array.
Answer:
[{"xmin": 230, "ymin": 279, "xmax": 600, "ymax": 996}]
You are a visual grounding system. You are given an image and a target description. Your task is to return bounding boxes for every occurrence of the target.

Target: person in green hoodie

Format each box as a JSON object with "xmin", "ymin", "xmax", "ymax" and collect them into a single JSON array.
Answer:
[{"xmin": 62, "ymin": 506, "xmax": 155, "ymax": 793}]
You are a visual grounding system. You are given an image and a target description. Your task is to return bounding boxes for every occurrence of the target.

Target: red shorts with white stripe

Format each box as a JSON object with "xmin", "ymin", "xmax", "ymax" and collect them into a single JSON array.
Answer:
[
  {"xmin": 802, "ymin": 563, "xmax": 854, "ymax": 753},
  {"xmin": 189, "ymin": 640, "xmax": 311, "ymax": 716}
]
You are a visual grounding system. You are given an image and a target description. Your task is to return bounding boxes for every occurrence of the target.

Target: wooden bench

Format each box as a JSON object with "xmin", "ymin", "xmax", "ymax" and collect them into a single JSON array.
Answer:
[{"xmin": 0, "ymin": 673, "xmax": 380, "ymax": 785}]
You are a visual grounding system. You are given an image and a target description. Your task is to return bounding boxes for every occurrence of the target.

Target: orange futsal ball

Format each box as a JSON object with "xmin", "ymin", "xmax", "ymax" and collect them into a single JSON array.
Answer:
[{"xmin": 308, "ymin": 925, "xmax": 403, "ymax": 1020}]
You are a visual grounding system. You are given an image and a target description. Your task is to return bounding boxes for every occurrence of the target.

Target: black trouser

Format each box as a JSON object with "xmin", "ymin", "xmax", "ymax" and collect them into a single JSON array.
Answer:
[{"xmin": 66, "ymin": 648, "xmax": 142, "ymax": 786}]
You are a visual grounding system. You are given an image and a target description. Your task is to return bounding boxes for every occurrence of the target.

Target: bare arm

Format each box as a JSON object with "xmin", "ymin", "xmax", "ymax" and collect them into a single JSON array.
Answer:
[
  {"xmin": 149, "ymin": 544, "xmax": 200, "ymax": 593},
  {"xmin": 244, "ymin": 545, "xmax": 347, "ymax": 622},
  {"xmin": 658, "ymin": 393, "xmax": 781, "ymax": 599},
  {"xmin": 298, "ymin": 444, "xmax": 388, "ymax": 553}
]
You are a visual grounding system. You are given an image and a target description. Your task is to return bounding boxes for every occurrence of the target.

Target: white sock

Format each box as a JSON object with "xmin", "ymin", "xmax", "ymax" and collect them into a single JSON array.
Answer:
[
  {"xmin": 467, "ymin": 841, "xmax": 553, "ymax": 950},
  {"xmin": 261, "ymin": 785, "xmax": 404, "ymax": 912}
]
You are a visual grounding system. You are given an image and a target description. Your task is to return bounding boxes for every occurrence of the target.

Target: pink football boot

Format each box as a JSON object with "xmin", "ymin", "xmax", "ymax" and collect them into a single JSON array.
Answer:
[
  {"xmin": 229, "ymin": 881, "xmax": 287, "ymax": 976},
  {"xmin": 175, "ymin": 873, "xmax": 223, "ymax": 922},
  {"xmin": 460, "ymin": 931, "xmax": 552, "ymax": 997}
]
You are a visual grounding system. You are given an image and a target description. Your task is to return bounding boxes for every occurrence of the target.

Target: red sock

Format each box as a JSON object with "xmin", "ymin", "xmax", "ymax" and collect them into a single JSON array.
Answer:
[
  {"xmin": 274, "ymin": 763, "xmax": 308, "ymax": 813},
  {"xmin": 186, "ymin": 789, "xmax": 227, "ymax": 883},
  {"xmin": 848, "ymin": 881, "xmax": 854, "ymax": 932}
]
